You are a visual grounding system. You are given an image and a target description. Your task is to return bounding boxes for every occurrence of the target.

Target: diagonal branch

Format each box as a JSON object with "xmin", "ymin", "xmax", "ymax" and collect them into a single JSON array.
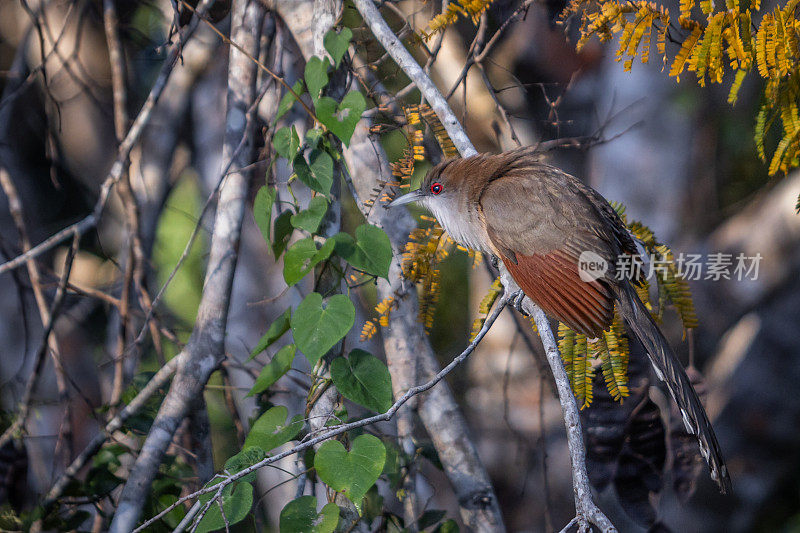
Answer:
[{"xmin": 351, "ymin": 1, "xmax": 616, "ymax": 530}]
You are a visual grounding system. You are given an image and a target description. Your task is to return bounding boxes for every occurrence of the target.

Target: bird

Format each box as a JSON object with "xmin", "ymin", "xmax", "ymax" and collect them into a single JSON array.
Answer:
[{"xmin": 388, "ymin": 146, "xmax": 732, "ymax": 494}]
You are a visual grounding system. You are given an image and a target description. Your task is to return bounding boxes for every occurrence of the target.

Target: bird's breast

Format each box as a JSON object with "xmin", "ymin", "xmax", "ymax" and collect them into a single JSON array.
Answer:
[{"xmin": 424, "ymin": 198, "xmax": 493, "ymax": 254}]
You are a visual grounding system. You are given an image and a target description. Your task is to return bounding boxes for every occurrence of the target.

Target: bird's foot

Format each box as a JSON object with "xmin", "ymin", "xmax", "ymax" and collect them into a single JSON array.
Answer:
[
  {"xmin": 490, "ymin": 255, "xmax": 500, "ymax": 269},
  {"xmin": 510, "ymin": 290, "xmax": 528, "ymax": 315}
]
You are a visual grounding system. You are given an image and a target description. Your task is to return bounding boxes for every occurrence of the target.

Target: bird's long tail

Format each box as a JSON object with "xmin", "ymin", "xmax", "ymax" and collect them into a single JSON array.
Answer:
[{"xmin": 614, "ymin": 282, "xmax": 732, "ymax": 494}]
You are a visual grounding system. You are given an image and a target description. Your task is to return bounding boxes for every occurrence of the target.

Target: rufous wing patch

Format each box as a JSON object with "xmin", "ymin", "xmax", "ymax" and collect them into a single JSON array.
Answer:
[{"xmin": 502, "ymin": 250, "xmax": 614, "ymax": 336}]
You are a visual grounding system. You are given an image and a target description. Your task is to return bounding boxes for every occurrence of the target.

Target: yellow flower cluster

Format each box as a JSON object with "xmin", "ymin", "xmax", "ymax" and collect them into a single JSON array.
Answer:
[{"xmin": 563, "ymin": 0, "xmax": 800, "ymax": 174}]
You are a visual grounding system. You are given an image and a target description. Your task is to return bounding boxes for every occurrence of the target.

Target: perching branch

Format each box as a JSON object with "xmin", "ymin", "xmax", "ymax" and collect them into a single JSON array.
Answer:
[
  {"xmin": 500, "ymin": 269, "xmax": 617, "ymax": 533},
  {"xmin": 351, "ymin": 0, "xmax": 616, "ymax": 530}
]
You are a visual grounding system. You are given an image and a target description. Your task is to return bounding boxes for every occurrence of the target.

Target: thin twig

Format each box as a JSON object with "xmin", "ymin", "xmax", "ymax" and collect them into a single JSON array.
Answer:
[
  {"xmin": 103, "ymin": 0, "xmax": 128, "ymax": 139},
  {"xmin": 103, "ymin": 0, "xmax": 141, "ymax": 410},
  {"xmin": 0, "ymin": 232, "xmax": 80, "ymax": 451},
  {"xmin": 477, "ymin": 62, "xmax": 522, "ymax": 147},
  {"xmin": 444, "ymin": 12, "xmax": 487, "ymax": 101},
  {"xmin": 473, "ymin": 0, "xmax": 536, "ymax": 63}
]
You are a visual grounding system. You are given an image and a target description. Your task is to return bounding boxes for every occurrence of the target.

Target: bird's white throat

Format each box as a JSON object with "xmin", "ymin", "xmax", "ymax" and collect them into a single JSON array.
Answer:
[{"xmin": 422, "ymin": 197, "xmax": 493, "ymax": 254}]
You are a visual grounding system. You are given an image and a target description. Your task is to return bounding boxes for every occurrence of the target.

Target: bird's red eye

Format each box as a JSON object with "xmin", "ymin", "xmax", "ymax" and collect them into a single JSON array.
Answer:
[{"xmin": 430, "ymin": 182, "xmax": 443, "ymax": 195}]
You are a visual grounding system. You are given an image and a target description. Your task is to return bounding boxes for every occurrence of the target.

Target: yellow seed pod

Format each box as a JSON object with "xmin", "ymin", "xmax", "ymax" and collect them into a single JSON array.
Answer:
[{"xmin": 360, "ymin": 320, "xmax": 377, "ymax": 341}]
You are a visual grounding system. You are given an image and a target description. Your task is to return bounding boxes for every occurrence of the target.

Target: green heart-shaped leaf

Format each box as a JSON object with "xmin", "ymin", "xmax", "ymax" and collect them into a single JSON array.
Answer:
[
  {"xmin": 275, "ymin": 125, "xmax": 301, "ymax": 160},
  {"xmin": 315, "ymin": 91, "xmax": 366, "ymax": 147},
  {"xmin": 247, "ymin": 344, "xmax": 296, "ymax": 397},
  {"xmin": 293, "ymin": 149, "xmax": 334, "ymax": 195},
  {"xmin": 279, "ymin": 496, "xmax": 339, "ymax": 533},
  {"xmin": 248, "ymin": 308, "xmax": 291, "ymax": 360},
  {"xmin": 253, "ymin": 186, "xmax": 277, "ymax": 244},
  {"xmin": 244, "ymin": 406, "xmax": 303, "ymax": 452},
  {"xmin": 223, "ymin": 447, "xmax": 267, "ymax": 484},
  {"xmin": 314, "ymin": 434, "xmax": 386, "ymax": 511},
  {"xmin": 305, "ymin": 56, "xmax": 330, "ymax": 103},
  {"xmin": 291, "ymin": 293, "xmax": 355, "ymax": 365},
  {"xmin": 196, "ymin": 481, "xmax": 253, "ymax": 533},
  {"xmin": 324, "ymin": 27, "xmax": 353, "ymax": 68},
  {"xmin": 272, "ymin": 211, "xmax": 294, "ymax": 258},
  {"xmin": 331, "ymin": 350, "xmax": 393, "ymax": 412},
  {"xmin": 291, "ymin": 196, "xmax": 329, "ymax": 233},
  {"xmin": 305, "ymin": 127, "xmax": 324, "ymax": 148},
  {"xmin": 309, "ymin": 150, "xmax": 334, "ymax": 193},
  {"xmin": 334, "ymin": 224, "xmax": 392, "ymax": 279},
  {"xmin": 283, "ymin": 237, "xmax": 335, "ymax": 286},
  {"xmin": 276, "ymin": 80, "xmax": 305, "ymax": 122}
]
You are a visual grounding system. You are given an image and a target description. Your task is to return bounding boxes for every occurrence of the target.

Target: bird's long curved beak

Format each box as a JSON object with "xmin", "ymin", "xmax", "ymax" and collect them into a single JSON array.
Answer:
[{"xmin": 387, "ymin": 190, "xmax": 423, "ymax": 207}]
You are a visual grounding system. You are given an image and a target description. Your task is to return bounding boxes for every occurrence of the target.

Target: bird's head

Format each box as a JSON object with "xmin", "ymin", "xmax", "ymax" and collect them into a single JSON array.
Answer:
[{"xmin": 386, "ymin": 158, "xmax": 460, "ymax": 210}]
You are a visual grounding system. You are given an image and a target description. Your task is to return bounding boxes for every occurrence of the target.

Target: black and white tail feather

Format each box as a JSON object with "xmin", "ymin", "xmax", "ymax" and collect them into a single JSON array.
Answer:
[{"xmin": 615, "ymin": 282, "xmax": 732, "ymax": 494}]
